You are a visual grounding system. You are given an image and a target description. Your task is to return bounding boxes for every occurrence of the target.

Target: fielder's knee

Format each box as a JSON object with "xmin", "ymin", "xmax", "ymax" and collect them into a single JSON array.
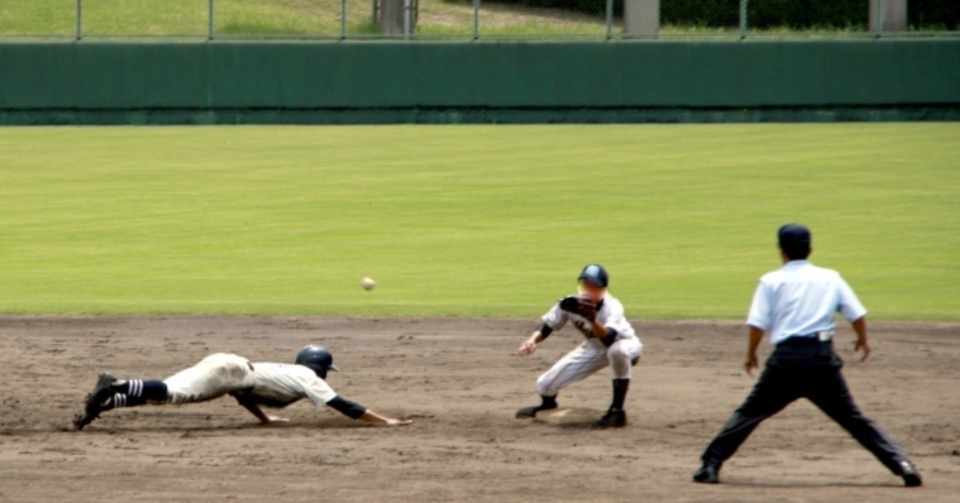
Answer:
[
  {"xmin": 608, "ymin": 344, "xmax": 630, "ymax": 360},
  {"xmin": 535, "ymin": 373, "xmax": 557, "ymax": 397},
  {"xmin": 607, "ymin": 346, "xmax": 632, "ymax": 379},
  {"xmin": 607, "ymin": 344, "xmax": 631, "ymax": 362}
]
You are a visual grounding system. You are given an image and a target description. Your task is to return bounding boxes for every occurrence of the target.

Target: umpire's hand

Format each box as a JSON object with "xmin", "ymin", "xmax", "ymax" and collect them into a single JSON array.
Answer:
[
  {"xmin": 854, "ymin": 336, "xmax": 871, "ymax": 362},
  {"xmin": 744, "ymin": 352, "xmax": 759, "ymax": 376}
]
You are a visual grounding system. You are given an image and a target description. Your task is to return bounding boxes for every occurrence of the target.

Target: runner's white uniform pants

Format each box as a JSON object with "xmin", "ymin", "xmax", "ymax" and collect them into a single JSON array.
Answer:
[{"xmin": 163, "ymin": 353, "xmax": 256, "ymax": 404}]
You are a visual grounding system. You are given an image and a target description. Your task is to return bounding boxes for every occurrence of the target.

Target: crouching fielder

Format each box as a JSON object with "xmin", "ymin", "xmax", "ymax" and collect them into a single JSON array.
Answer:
[
  {"xmin": 516, "ymin": 264, "xmax": 643, "ymax": 428},
  {"xmin": 73, "ymin": 346, "xmax": 411, "ymax": 430}
]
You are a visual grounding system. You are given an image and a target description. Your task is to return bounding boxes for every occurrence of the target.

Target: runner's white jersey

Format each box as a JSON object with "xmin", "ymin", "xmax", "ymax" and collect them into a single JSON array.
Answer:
[{"xmin": 247, "ymin": 362, "xmax": 338, "ymax": 408}]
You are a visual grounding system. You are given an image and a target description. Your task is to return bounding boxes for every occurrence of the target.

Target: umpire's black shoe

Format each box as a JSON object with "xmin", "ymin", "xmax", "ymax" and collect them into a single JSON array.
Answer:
[
  {"xmin": 693, "ymin": 462, "xmax": 721, "ymax": 484},
  {"xmin": 73, "ymin": 372, "xmax": 117, "ymax": 431},
  {"xmin": 593, "ymin": 408, "xmax": 626, "ymax": 428},
  {"xmin": 900, "ymin": 460, "xmax": 923, "ymax": 487}
]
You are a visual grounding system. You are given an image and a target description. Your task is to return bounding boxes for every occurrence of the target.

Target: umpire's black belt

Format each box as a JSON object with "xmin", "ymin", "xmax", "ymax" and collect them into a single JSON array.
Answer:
[{"xmin": 770, "ymin": 335, "xmax": 841, "ymax": 368}]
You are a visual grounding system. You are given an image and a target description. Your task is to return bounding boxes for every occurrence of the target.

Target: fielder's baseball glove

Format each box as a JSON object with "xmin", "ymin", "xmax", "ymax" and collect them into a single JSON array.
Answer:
[{"xmin": 559, "ymin": 296, "xmax": 597, "ymax": 321}]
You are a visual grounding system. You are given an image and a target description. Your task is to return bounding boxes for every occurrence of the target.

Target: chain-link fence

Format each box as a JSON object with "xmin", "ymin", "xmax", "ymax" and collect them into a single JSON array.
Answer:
[{"xmin": 0, "ymin": 0, "xmax": 957, "ymax": 40}]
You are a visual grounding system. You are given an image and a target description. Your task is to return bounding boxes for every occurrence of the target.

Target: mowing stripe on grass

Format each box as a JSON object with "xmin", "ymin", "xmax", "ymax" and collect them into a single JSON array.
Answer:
[{"xmin": 1, "ymin": 124, "xmax": 957, "ymax": 319}]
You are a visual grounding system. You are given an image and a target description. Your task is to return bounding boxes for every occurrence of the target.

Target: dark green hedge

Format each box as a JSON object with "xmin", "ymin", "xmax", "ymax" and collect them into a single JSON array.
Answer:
[
  {"xmin": 479, "ymin": 0, "xmax": 959, "ymax": 29},
  {"xmin": 662, "ymin": 0, "xmax": 867, "ymax": 28},
  {"xmin": 910, "ymin": 0, "xmax": 960, "ymax": 29}
]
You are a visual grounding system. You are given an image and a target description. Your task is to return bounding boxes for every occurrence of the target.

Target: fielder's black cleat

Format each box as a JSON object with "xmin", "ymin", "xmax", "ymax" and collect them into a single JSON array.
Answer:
[
  {"xmin": 693, "ymin": 462, "xmax": 721, "ymax": 484},
  {"xmin": 515, "ymin": 405, "xmax": 540, "ymax": 418},
  {"xmin": 593, "ymin": 408, "xmax": 626, "ymax": 428},
  {"xmin": 74, "ymin": 372, "xmax": 118, "ymax": 431},
  {"xmin": 900, "ymin": 460, "xmax": 923, "ymax": 487},
  {"xmin": 515, "ymin": 402, "xmax": 557, "ymax": 419},
  {"xmin": 515, "ymin": 395, "xmax": 557, "ymax": 419}
]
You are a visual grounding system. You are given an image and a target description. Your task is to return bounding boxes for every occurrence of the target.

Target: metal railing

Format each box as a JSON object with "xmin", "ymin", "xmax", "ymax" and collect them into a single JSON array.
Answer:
[{"xmin": 3, "ymin": 0, "xmax": 956, "ymax": 42}]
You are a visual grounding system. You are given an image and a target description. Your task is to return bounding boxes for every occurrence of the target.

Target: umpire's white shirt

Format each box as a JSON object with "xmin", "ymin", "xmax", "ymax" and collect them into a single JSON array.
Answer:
[{"xmin": 747, "ymin": 260, "xmax": 867, "ymax": 345}]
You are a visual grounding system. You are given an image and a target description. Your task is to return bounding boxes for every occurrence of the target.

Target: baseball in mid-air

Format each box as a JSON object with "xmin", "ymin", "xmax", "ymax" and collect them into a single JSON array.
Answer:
[{"xmin": 361, "ymin": 277, "xmax": 377, "ymax": 291}]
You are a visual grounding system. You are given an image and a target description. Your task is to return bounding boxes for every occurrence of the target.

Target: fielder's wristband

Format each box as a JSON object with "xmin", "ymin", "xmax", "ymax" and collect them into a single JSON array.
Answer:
[
  {"xmin": 539, "ymin": 323, "xmax": 554, "ymax": 340},
  {"xmin": 600, "ymin": 328, "xmax": 619, "ymax": 347}
]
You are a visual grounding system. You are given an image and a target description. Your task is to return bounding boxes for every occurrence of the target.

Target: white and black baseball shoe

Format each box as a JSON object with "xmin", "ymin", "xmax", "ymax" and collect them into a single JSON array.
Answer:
[
  {"xmin": 900, "ymin": 460, "xmax": 923, "ymax": 487},
  {"xmin": 73, "ymin": 372, "xmax": 118, "ymax": 431}
]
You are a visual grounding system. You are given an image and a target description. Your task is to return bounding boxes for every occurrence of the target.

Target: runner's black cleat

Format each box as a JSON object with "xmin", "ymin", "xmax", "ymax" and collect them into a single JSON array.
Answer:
[{"xmin": 73, "ymin": 372, "xmax": 118, "ymax": 431}]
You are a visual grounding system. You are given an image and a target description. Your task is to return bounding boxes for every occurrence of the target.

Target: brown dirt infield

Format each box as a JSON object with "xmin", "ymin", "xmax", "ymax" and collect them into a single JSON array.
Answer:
[{"xmin": 1, "ymin": 316, "xmax": 958, "ymax": 502}]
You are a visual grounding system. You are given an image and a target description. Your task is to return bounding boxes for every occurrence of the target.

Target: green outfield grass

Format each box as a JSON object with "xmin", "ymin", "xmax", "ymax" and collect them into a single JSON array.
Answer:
[
  {"xmin": 1, "ymin": 124, "xmax": 958, "ymax": 319},
  {"xmin": 0, "ymin": 0, "xmax": 610, "ymax": 39},
  {"xmin": 3, "ymin": 1, "xmax": 953, "ymax": 40}
]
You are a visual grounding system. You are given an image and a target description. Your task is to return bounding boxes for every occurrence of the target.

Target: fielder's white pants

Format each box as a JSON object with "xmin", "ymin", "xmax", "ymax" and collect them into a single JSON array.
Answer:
[
  {"xmin": 536, "ymin": 338, "xmax": 643, "ymax": 397},
  {"xmin": 163, "ymin": 353, "xmax": 256, "ymax": 404}
]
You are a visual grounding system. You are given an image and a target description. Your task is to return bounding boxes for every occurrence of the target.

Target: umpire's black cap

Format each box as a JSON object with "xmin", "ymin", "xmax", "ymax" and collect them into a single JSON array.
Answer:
[
  {"xmin": 578, "ymin": 264, "xmax": 609, "ymax": 288},
  {"xmin": 778, "ymin": 223, "xmax": 812, "ymax": 260}
]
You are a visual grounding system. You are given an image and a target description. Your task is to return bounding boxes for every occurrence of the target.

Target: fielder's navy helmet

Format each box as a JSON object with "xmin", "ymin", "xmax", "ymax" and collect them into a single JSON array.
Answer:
[
  {"xmin": 578, "ymin": 263, "xmax": 609, "ymax": 288},
  {"xmin": 295, "ymin": 345, "xmax": 339, "ymax": 378}
]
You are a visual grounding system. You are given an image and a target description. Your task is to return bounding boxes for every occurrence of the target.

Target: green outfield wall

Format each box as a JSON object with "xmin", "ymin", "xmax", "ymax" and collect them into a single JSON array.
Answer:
[{"xmin": 1, "ymin": 40, "xmax": 958, "ymax": 124}]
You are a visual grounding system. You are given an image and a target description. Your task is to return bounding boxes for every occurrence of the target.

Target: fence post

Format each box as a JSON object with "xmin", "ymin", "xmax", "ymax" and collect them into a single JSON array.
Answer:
[
  {"xmin": 870, "ymin": 0, "xmax": 907, "ymax": 34},
  {"xmin": 605, "ymin": 0, "xmax": 613, "ymax": 40},
  {"xmin": 738, "ymin": 0, "xmax": 749, "ymax": 39},
  {"xmin": 208, "ymin": 0, "xmax": 214, "ymax": 40},
  {"xmin": 604, "ymin": 0, "xmax": 613, "ymax": 40},
  {"xmin": 623, "ymin": 0, "xmax": 659, "ymax": 38},
  {"xmin": 473, "ymin": 0, "xmax": 480, "ymax": 40},
  {"xmin": 75, "ymin": 0, "xmax": 83, "ymax": 41},
  {"xmin": 341, "ymin": 0, "xmax": 348, "ymax": 39}
]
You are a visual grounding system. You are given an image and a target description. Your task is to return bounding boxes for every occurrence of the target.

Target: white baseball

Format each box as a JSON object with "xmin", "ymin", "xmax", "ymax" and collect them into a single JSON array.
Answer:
[{"xmin": 361, "ymin": 277, "xmax": 377, "ymax": 291}]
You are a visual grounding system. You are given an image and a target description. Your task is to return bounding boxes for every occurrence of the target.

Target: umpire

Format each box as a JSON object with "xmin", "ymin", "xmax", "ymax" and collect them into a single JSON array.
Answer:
[{"xmin": 692, "ymin": 224, "xmax": 922, "ymax": 487}]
